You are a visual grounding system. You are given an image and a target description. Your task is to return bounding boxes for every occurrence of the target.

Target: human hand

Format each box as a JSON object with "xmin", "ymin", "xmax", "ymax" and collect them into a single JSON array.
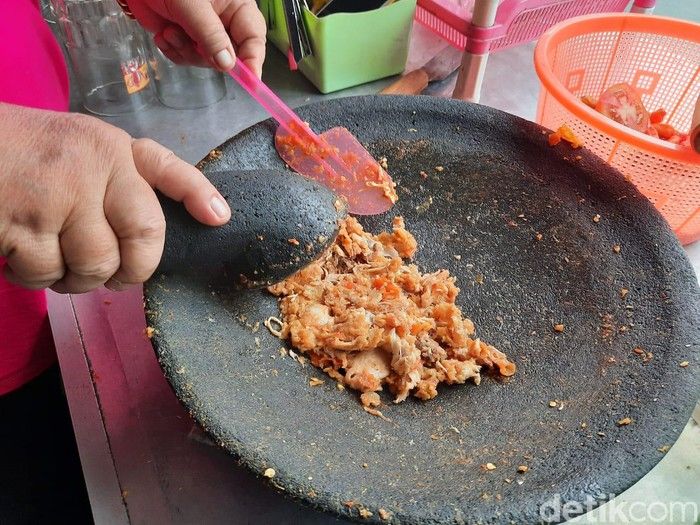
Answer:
[
  {"xmin": 0, "ymin": 103, "xmax": 231, "ymax": 293},
  {"xmin": 127, "ymin": 0, "xmax": 266, "ymax": 77}
]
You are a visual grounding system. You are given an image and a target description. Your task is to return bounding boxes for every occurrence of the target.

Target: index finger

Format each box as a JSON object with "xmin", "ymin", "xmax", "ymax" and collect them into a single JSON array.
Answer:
[
  {"xmin": 131, "ymin": 138, "xmax": 230, "ymax": 226},
  {"xmin": 225, "ymin": 0, "xmax": 267, "ymax": 78}
]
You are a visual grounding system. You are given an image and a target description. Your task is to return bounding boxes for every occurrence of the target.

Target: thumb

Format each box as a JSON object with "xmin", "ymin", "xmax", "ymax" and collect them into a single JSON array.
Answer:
[
  {"xmin": 131, "ymin": 138, "xmax": 231, "ymax": 226},
  {"xmin": 166, "ymin": 0, "xmax": 235, "ymax": 70}
]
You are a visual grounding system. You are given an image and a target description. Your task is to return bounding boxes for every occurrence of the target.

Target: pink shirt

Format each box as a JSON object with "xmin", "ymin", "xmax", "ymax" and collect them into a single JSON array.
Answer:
[{"xmin": 0, "ymin": 0, "xmax": 69, "ymax": 395}]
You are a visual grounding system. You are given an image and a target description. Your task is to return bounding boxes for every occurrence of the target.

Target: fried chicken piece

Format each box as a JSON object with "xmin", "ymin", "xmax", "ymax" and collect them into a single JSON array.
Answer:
[{"xmin": 268, "ymin": 217, "xmax": 515, "ymax": 409}]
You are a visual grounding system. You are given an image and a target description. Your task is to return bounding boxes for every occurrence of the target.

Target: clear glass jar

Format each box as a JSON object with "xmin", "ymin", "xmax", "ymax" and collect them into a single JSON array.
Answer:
[
  {"xmin": 148, "ymin": 44, "xmax": 227, "ymax": 109},
  {"xmin": 51, "ymin": 0, "xmax": 154, "ymax": 115}
]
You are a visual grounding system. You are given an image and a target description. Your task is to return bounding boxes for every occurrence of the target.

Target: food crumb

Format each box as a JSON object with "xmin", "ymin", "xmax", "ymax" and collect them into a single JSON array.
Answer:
[
  {"xmin": 358, "ymin": 508, "xmax": 373, "ymax": 519},
  {"xmin": 554, "ymin": 124, "xmax": 582, "ymax": 148},
  {"xmin": 517, "ymin": 465, "xmax": 529, "ymax": 473},
  {"xmin": 415, "ymin": 196, "xmax": 433, "ymax": 213},
  {"xmin": 288, "ymin": 238, "xmax": 300, "ymax": 246},
  {"xmin": 263, "ymin": 468, "xmax": 276, "ymax": 479},
  {"xmin": 434, "ymin": 166, "xmax": 444, "ymax": 172},
  {"xmin": 581, "ymin": 422, "xmax": 587, "ymax": 429},
  {"xmin": 378, "ymin": 508, "xmax": 392, "ymax": 521},
  {"xmin": 553, "ymin": 324, "xmax": 565, "ymax": 333},
  {"xmin": 483, "ymin": 462, "xmax": 497, "ymax": 471},
  {"xmin": 475, "ymin": 274, "xmax": 485, "ymax": 285},
  {"xmin": 362, "ymin": 463, "xmax": 368, "ymax": 468},
  {"xmin": 344, "ymin": 501, "xmax": 355, "ymax": 508},
  {"xmin": 145, "ymin": 326, "xmax": 155, "ymax": 338},
  {"xmin": 592, "ymin": 214, "xmax": 601, "ymax": 223},
  {"xmin": 360, "ymin": 391, "xmax": 381, "ymax": 407},
  {"xmin": 336, "ymin": 382, "xmax": 345, "ymax": 391},
  {"xmin": 363, "ymin": 406, "xmax": 390, "ymax": 421},
  {"xmin": 265, "ymin": 317, "xmax": 284, "ymax": 338},
  {"xmin": 309, "ymin": 377, "xmax": 325, "ymax": 387},
  {"xmin": 613, "ymin": 244, "xmax": 621, "ymax": 253},
  {"xmin": 504, "ymin": 478, "xmax": 513, "ymax": 484},
  {"xmin": 548, "ymin": 400, "xmax": 558, "ymax": 408},
  {"xmin": 633, "ymin": 347, "xmax": 644, "ymax": 355},
  {"xmin": 535, "ymin": 233, "xmax": 543, "ymax": 241},
  {"xmin": 658, "ymin": 445, "xmax": 671, "ymax": 453},
  {"xmin": 419, "ymin": 170, "xmax": 428, "ymax": 179},
  {"xmin": 597, "ymin": 431, "xmax": 606, "ymax": 437},
  {"xmin": 279, "ymin": 347, "xmax": 288, "ymax": 357},
  {"xmin": 430, "ymin": 434, "xmax": 440, "ymax": 440},
  {"xmin": 379, "ymin": 157, "xmax": 388, "ymax": 170},
  {"xmin": 617, "ymin": 417, "xmax": 633, "ymax": 426},
  {"xmin": 207, "ymin": 148, "xmax": 222, "ymax": 160},
  {"xmin": 679, "ymin": 361, "xmax": 690, "ymax": 368},
  {"xmin": 454, "ymin": 254, "xmax": 462, "ymax": 260},
  {"xmin": 620, "ymin": 288, "xmax": 629, "ymax": 299}
]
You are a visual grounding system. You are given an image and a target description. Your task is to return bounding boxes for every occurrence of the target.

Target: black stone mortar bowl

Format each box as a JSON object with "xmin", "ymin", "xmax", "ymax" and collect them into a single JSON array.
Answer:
[{"xmin": 145, "ymin": 96, "xmax": 700, "ymax": 525}]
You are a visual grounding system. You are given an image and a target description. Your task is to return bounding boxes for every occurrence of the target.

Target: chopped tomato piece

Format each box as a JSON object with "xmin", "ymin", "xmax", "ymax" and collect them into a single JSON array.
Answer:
[
  {"xmin": 649, "ymin": 108, "xmax": 666, "ymax": 124},
  {"xmin": 581, "ymin": 96, "xmax": 597, "ymax": 109},
  {"xmin": 652, "ymin": 123, "xmax": 676, "ymax": 140},
  {"xmin": 558, "ymin": 124, "xmax": 582, "ymax": 148},
  {"xmin": 595, "ymin": 83, "xmax": 650, "ymax": 132},
  {"xmin": 548, "ymin": 131, "xmax": 562, "ymax": 146}
]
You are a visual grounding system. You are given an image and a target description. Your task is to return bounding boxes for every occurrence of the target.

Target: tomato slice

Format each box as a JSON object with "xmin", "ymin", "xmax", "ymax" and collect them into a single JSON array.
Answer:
[{"xmin": 595, "ymin": 83, "xmax": 650, "ymax": 132}]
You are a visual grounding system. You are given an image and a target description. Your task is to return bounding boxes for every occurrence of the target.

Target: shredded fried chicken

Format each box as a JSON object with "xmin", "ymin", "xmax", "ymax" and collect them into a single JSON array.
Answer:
[{"xmin": 268, "ymin": 217, "xmax": 515, "ymax": 409}]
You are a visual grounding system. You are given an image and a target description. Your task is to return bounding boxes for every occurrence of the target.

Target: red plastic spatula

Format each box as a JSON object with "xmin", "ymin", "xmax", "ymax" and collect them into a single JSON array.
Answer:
[{"xmin": 227, "ymin": 61, "xmax": 397, "ymax": 215}]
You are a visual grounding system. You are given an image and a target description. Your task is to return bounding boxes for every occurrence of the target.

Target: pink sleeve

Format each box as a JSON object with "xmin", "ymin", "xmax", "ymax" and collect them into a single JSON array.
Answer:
[{"xmin": 0, "ymin": 0, "xmax": 71, "ymax": 395}]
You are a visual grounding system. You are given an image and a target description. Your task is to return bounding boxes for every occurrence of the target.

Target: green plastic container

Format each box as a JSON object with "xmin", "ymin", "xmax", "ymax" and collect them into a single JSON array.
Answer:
[{"xmin": 260, "ymin": 0, "xmax": 416, "ymax": 93}]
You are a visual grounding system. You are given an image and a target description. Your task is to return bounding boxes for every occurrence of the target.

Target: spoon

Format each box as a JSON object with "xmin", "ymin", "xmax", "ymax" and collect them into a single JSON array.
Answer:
[{"xmin": 156, "ymin": 169, "xmax": 346, "ymax": 289}]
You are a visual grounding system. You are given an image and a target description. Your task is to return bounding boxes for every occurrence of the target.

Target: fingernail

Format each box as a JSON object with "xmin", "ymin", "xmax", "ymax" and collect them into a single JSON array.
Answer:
[
  {"xmin": 214, "ymin": 49, "xmax": 235, "ymax": 70},
  {"xmin": 210, "ymin": 196, "xmax": 230, "ymax": 219}
]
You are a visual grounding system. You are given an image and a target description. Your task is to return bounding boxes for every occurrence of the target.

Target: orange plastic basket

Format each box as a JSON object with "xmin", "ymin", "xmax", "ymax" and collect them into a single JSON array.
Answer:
[{"xmin": 535, "ymin": 14, "xmax": 700, "ymax": 245}]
